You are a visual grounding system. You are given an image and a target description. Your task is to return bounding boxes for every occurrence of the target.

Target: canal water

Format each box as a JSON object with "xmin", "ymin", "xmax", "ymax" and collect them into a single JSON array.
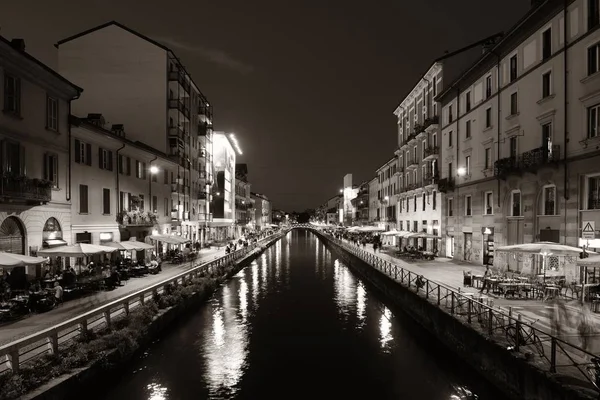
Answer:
[{"xmin": 94, "ymin": 230, "xmax": 507, "ymax": 400}]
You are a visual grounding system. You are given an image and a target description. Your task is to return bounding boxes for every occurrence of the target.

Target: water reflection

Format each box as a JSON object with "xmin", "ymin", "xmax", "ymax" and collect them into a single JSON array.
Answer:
[
  {"xmin": 239, "ymin": 275, "xmax": 249, "ymax": 322},
  {"xmin": 379, "ymin": 306, "xmax": 393, "ymax": 351},
  {"xmin": 250, "ymin": 261, "xmax": 259, "ymax": 305},
  {"xmin": 146, "ymin": 382, "xmax": 168, "ymax": 400},
  {"xmin": 333, "ymin": 259, "xmax": 357, "ymax": 317},
  {"xmin": 356, "ymin": 282, "xmax": 366, "ymax": 325}
]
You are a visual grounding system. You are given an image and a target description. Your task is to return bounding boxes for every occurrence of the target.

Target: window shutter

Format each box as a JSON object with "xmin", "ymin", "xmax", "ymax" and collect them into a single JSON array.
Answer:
[
  {"xmin": 86, "ymin": 143, "xmax": 92, "ymax": 166},
  {"xmin": 43, "ymin": 153, "xmax": 48, "ymax": 180},
  {"xmin": 142, "ymin": 162, "xmax": 147, "ymax": 179},
  {"xmin": 98, "ymin": 147, "xmax": 103, "ymax": 169},
  {"xmin": 74, "ymin": 139, "xmax": 81, "ymax": 163},
  {"xmin": 108, "ymin": 151, "xmax": 113, "ymax": 171},
  {"xmin": 52, "ymin": 155, "xmax": 58, "ymax": 185}
]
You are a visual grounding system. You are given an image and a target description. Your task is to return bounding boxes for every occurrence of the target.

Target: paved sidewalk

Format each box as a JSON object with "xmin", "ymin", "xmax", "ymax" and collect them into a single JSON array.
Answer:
[
  {"xmin": 0, "ymin": 247, "xmax": 225, "ymax": 346},
  {"xmin": 346, "ymin": 240, "xmax": 600, "ymax": 353}
]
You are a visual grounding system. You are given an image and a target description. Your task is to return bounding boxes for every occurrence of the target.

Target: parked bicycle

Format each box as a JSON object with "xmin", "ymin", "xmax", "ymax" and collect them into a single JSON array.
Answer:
[{"xmin": 505, "ymin": 320, "xmax": 545, "ymax": 357}]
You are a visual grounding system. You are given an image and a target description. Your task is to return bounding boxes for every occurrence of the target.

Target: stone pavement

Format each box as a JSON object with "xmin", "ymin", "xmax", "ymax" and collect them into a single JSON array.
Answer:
[
  {"xmin": 0, "ymin": 247, "xmax": 225, "ymax": 346},
  {"xmin": 347, "ymin": 240, "xmax": 600, "ymax": 353}
]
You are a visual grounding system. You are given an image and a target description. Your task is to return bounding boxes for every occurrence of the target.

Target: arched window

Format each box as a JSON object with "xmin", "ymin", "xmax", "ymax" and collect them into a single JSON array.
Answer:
[
  {"xmin": 0, "ymin": 217, "xmax": 25, "ymax": 254},
  {"xmin": 42, "ymin": 217, "xmax": 65, "ymax": 247},
  {"xmin": 540, "ymin": 185, "xmax": 556, "ymax": 216},
  {"xmin": 510, "ymin": 190, "xmax": 522, "ymax": 217},
  {"xmin": 43, "ymin": 217, "xmax": 61, "ymax": 233}
]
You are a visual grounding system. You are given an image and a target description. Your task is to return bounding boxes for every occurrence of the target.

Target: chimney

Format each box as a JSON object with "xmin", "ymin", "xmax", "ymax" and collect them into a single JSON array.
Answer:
[
  {"xmin": 111, "ymin": 124, "xmax": 125, "ymax": 137},
  {"xmin": 86, "ymin": 113, "xmax": 106, "ymax": 128},
  {"xmin": 10, "ymin": 39, "xmax": 25, "ymax": 52}
]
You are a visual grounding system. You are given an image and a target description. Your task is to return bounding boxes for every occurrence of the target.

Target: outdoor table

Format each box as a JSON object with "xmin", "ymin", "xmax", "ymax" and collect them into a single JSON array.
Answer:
[
  {"xmin": 544, "ymin": 285, "xmax": 560, "ymax": 301},
  {"xmin": 472, "ymin": 275, "xmax": 483, "ymax": 288}
]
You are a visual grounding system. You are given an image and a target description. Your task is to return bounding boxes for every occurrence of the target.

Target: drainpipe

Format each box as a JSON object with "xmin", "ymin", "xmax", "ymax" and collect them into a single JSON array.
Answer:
[
  {"xmin": 563, "ymin": 0, "xmax": 569, "ymax": 245},
  {"xmin": 115, "ymin": 144, "xmax": 126, "ymax": 216},
  {"xmin": 491, "ymin": 51, "xmax": 501, "ymax": 207}
]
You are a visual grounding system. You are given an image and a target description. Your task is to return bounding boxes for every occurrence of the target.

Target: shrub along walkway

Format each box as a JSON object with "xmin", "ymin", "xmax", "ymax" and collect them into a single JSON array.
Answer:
[
  {"xmin": 345, "ymin": 240, "xmax": 600, "ymax": 354},
  {"xmin": 0, "ymin": 247, "xmax": 225, "ymax": 346}
]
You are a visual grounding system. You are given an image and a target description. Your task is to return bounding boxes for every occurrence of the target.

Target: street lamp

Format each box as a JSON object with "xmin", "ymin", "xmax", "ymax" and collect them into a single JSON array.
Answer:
[
  {"xmin": 149, "ymin": 164, "xmax": 159, "ymax": 213},
  {"xmin": 457, "ymin": 167, "xmax": 466, "ymax": 176}
]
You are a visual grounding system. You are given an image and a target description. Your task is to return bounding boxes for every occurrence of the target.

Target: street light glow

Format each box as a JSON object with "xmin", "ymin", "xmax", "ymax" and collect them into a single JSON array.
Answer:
[
  {"xmin": 149, "ymin": 165, "xmax": 159, "ymax": 174},
  {"xmin": 229, "ymin": 133, "xmax": 243, "ymax": 155},
  {"xmin": 457, "ymin": 167, "xmax": 466, "ymax": 176}
]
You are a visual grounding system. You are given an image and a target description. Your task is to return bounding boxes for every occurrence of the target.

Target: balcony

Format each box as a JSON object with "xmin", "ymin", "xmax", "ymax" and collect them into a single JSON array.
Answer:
[
  {"xmin": 437, "ymin": 178, "xmax": 455, "ymax": 193},
  {"xmin": 404, "ymin": 183, "xmax": 420, "ymax": 192},
  {"xmin": 423, "ymin": 145, "xmax": 439, "ymax": 161},
  {"xmin": 198, "ymin": 148, "xmax": 207, "ymax": 159},
  {"xmin": 494, "ymin": 145, "xmax": 560, "ymax": 180},
  {"xmin": 168, "ymin": 71, "xmax": 190, "ymax": 94},
  {"xmin": 117, "ymin": 210, "xmax": 157, "ymax": 227},
  {"xmin": 423, "ymin": 172, "xmax": 439, "ymax": 188},
  {"xmin": 394, "ymin": 167, "xmax": 404, "ymax": 176},
  {"xmin": 168, "ymin": 99, "xmax": 190, "ymax": 119},
  {"xmin": 0, "ymin": 175, "xmax": 52, "ymax": 204},
  {"xmin": 168, "ymin": 126, "xmax": 186, "ymax": 147},
  {"xmin": 424, "ymin": 115, "xmax": 439, "ymax": 132},
  {"xmin": 198, "ymin": 121, "xmax": 213, "ymax": 136},
  {"xmin": 197, "ymin": 191, "xmax": 208, "ymax": 200},
  {"xmin": 406, "ymin": 159, "xmax": 419, "ymax": 170}
]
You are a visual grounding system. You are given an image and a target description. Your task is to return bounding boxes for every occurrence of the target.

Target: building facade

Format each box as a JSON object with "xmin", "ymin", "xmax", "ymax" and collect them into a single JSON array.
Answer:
[
  {"xmin": 368, "ymin": 177, "xmax": 379, "ymax": 223},
  {"xmin": 55, "ymin": 21, "xmax": 214, "ymax": 245},
  {"xmin": 0, "ymin": 36, "xmax": 82, "ymax": 277},
  {"xmin": 251, "ymin": 192, "xmax": 271, "ymax": 230},
  {"xmin": 351, "ymin": 181, "xmax": 369, "ymax": 225},
  {"xmin": 395, "ymin": 63, "xmax": 443, "ymax": 252},
  {"xmin": 234, "ymin": 163, "xmax": 252, "ymax": 235},
  {"xmin": 212, "ymin": 132, "xmax": 237, "ymax": 239},
  {"xmin": 374, "ymin": 157, "xmax": 398, "ymax": 231},
  {"xmin": 436, "ymin": 0, "xmax": 600, "ymax": 275},
  {"xmin": 70, "ymin": 115, "xmax": 176, "ymax": 250}
]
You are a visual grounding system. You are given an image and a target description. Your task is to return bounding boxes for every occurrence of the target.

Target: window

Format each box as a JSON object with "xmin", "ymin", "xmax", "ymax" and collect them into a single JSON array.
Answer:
[
  {"xmin": 485, "ymin": 75, "xmax": 492, "ymax": 99},
  {"xmin": 484, "ymin": 148, "xmax": 491, "ymax": 169},
  {"xmin": 98, "ymin": 148, "xmax": 113, "ymax": 171},
  {"xmin": 511, "ymin": 191, "xmax": 522, "ymax": 216},
  {"xmin": 139, "ymin": 195, "xmax": 145, "ymax": 211},
  {"xmin": 422, "ymin": 193, "xmax": 426, "ymax": 211},
  {"xmin": 43, "ymin": 153, "xmax": 58, "ymax": 188},
  {"xmin": 484, "ymin": 192, "xmax": 493, "ymax": 215},
  {"xmin": 74, "ymin": 139, "xmax": 92, "ymax": 166},
  {"xmin": 465, "ymin": 91, "xmax": 471, "ymax": 112},
  {"xmin": 510, "ymin": 92, "xmax": 518, "ymax": 115},
  {"xmin": 164, "ymin": 170, "xmax": 169, "ymax": 184},
  {"xmin": 79, "ymin": 185, "xmax": 89, "ymax": 213},
  {"xmin": 465, "ymin": 156, "xmax": 471, "ymax": 175},
  {"xmin": 432, "ymin": 190, "xmax": 437, "ymax": 210},
  {"xmin": 509, "ymin": 54, "xmax": 518, "ymax": 82},
  {"xmin": 432, "ymin": 76, "xmax": 437, "ymax": 96},
  {"xmin": 3, "ymin": 74, "xmax": 20, "ymax": 115},
  {"xmin": 465, "ymin": 195, "xmax": 472, "ymax": 216},
  {"xmin": 46, "ymin": 97, "xmax": 58, "ymax": 131},
  {"xmin": 422, "ymin": 140, "xmax": 427, "ymax": 159},
  {"xmin": 449, "ymin": 105, "xmax": 453, "ymax": 123},
  {"xmin": 543, "ymin": 186, "xmax": 556, "ymax": 215},
  {"xmin": 447, "ymin": 198, "xmax": 454, "ymax": 216},
  {"xmin": 542, "ymin": 71, "xmax": 552, "ymax": 98},
  {"xmin": 588, "ymin": 104, "xmax": 600, "ymax": 138},
  {"xmin": 588, "ymin": 176, "xmax": 600, "ymax": 209},
  {"xmin": 413, "ymin": 195, "xmax": 417, "ymax": 212},
  {"xmin": 509, "ymin": 136, "xmax": 518, "ymax": 158},
  {"xmin": 102, "ymin": 188, "xmax": 110, "ymax": 214},
  {"xmin": 432, "ymin": 133, "xmax": 437, "ymax": 147},
  {"xmin": 542, "ymin": 28, "xmax": 552, "ymax": 60},
  {"xmin": 448, "ymin": 130, "xmax": 453, "ymax": 147},
  {"xmin": 485, "ymin": 108, "xmax": 492, "ymax": 128},
  {"xmin": 589, "ymin": 42, "xmax": 600, "ymax": 76},
  {"xmin": 136, "ymin": 161, "xmax": 147, "ymax": 179},
  {"xmin": 465, "ymin": 120, "xmax": 471, "ymax": 139},
  {"xmin": 542, "ymin": 123, "xmax": 552, "ymax": 148},
  {"xmin": 152, "ymin": 196, "xmax": 158, "ymax": 213},
  {"xmin": 589, "ymin": 0, "xmax": 600, "ymax": 30}
]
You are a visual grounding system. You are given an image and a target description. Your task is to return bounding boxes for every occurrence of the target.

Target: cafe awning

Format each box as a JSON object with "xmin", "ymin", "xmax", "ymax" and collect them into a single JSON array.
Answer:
[{"xmin": 149, "ymin": 234, "xmax": 190, "ymax": 245}]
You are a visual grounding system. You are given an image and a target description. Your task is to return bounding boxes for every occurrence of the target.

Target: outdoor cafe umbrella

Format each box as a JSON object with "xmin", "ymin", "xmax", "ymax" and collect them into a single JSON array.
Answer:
[
  {"xmin": 496, "ymin": 242, "xmax": 586, "ymax": 281},
  {"xmin": 104, "ymin": 240, "xmax": 154, "ymax": 252},
  {"xmin": 37, "ymin": 243, "xmax": 118, "ymax": 257},
  {"xmin": 0, "ymin": 252, "xmax": 48, "ymax": 268}
]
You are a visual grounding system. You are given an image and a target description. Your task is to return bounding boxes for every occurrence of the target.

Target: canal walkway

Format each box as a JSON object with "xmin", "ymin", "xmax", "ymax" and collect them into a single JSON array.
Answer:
[
  {"xmin": 343, "ymin": 240, "xmax": 600, "ymax": 353},
  {"xmin": 0, "ymin": 247, "xmax": 225, "ymax": 346}
]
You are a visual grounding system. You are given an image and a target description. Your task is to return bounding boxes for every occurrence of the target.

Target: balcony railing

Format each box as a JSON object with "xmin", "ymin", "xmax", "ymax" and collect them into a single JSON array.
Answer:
[
  {"xmin": 117, "ymin": 210, "xmax": 157, "ymax": 226},
  {"xmin": 437, "ymin": 178, "xmax": 455, "ymax": 193},
  {"xmin": 423, "ymin": 172, "xmax": 439, "ymax": 187},
  {"xmin": 423, "ymin": 146, "xmax": 439, "ymax": 159},
  {"xmin": 0, "ymin": 175, "xmax": 52, "ymax": 203},
  {"xmin": 168, "ymin": 71, "xmax": 190, "ymax": 93},
  {"xmin": 168, "ymin": 99, "xmax": 190, "ymax": 119},
  {"xmin": 495, "ymin": 145, "xmax": 560, "ymax": 179},
  {"xmin": 404, "ymin": 183, "xmax": 419, "ymax": 192},
  {"xmin": 406, "ymin": 159, "xmax": 419, "ymax": 169}
]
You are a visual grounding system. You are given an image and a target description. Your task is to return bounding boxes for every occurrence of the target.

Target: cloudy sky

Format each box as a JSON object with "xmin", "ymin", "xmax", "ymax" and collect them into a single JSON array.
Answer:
[{"xmin": 1, "ymin": 0, "xmax": 529, "ymax": 211}]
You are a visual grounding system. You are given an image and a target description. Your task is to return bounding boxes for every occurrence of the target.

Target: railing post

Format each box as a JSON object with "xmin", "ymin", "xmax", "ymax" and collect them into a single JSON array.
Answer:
[
  {"xmin": 123, "ymin": 301, "xmax": 130, "ymax": 316},
  {"xmin": 104, "ymin": 309, "xmax": 111, "ymax": 329},
  {"xmin": 140, "ymin": 293, "xmax": 145, "ymax": 305},
  {"xmin": 550, "ymin": 337, "xmax": 557, "ymax": 373},
  {"xmin": 515, "ymin": 318, "xmax": 521, "ymax": 352},
  {"xmin": 47, "ymin": 332, "xmax": 59, "ymax": 355},
  {"xmin": 6, "ymin": 349, "xmax": 19, "ymax": 373},
  {"xmin": 488, "ymin": 308, "xmax": 493, "ymax": 335},
  {"xmin": 437, "ymin": 286, "xmax": 441, "ymax": 305},
  {"xmin": 451, "ymin": 292, "xmax": 455, "ymax": 315},
  {"xmin": 467, "ymin": 299, "xmax": 472, "ymax": 324},
  {"xmin": 79, "ymin": 319, "xmax": 88, "ymax": 336},
  {"xmin": 426, "ymin": 280, "xmax": 430, "ymax": 299}
]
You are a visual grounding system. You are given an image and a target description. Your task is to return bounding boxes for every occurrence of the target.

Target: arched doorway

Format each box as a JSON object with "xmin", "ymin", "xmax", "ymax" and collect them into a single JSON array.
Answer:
[
  {"xmin": 43, "ymin": 217, "xmax": 66, "ymax": 248},
  {"xmin": 0, "ymin": 216, "xmax": 25, "ymax": 254}
]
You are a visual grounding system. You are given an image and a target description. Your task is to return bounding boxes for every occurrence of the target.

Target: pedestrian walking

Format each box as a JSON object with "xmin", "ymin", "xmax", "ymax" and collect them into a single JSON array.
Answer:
[{"xmin": 479, "ymin": 266, "xmax": 491, "ymax": 294}]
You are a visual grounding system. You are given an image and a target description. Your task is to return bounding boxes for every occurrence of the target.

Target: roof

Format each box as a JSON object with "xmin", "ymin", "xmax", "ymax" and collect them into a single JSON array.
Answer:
[
  {"xmin": 55, "ymin": 21, "xmax": 209, "ymax": 102},
  {"xmin": 70, "ymin": 115, "xmax": 172, "ymax": 162},
  {"xmin": 0, "ymin": 35, "xmax": 83, "ymax": 97},
  {"xmin": 436, "ymin": 0, "xmax": 568, "ymax": 102},
  {"xmin": 375, "ymin": 155, "xmax": 397, "ymax": 172}
]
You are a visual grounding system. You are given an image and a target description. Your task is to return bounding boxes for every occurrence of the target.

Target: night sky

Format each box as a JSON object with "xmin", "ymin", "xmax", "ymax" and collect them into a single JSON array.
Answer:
[{"xmin": 1, "ymin": 0, "xmax": 529, "ymax": 211}]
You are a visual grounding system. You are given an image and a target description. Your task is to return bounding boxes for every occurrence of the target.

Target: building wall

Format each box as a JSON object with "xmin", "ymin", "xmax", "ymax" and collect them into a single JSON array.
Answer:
[
  {"xmin": 375, "ymin": 157, "xmax": 398, "ymax": 229},
  {"xmin": 368, "ymin": 178, "xmax": 378, "ymax": 223},
  {"xmin": 57, "ymin": 25, "xmax": 168, "ymax": 153}
]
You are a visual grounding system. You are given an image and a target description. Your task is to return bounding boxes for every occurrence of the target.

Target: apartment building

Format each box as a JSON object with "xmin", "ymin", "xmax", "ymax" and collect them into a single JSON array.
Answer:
[
  {"xmin": 436, "ymin": 0, "xmax": 600, "ymax": 273},
  {"xmin": 234, "ymin": 163, "xmax": 252, "ymax": 235},
  {"xmin": 212, "ymin": 132, "xmax": 237, "ymax": 239},
  {"xmin": 55, "ymin": 21, "xmax": 214, "ymax": 245},
  {"xmin": 70, "ymin": 115, "xmax": 177, "ymax": 248},
  {"xmin": 0, "ymin": 37, "xmax": 82, "ymax": 269},
  {"xmin": 251, "ymin": 192, "xmax": 272, "ymax": 229},
  {"xmin": 368, "ymin": 177, "xmax": 379, "ymax": 223},
  {"xmin": 350, "ymin": 181, "xmax": 369, "ymax": 225},
  {"xmin": 394, "ymin": 63, "xmax": 443, "ymax": 252},
  {"xmin": 374, "ymin": 157, "xmax": 398, "ymax": 231}
]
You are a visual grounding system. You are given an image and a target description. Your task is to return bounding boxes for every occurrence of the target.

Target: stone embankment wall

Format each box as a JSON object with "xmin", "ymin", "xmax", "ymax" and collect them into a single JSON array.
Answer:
[{"xmin": 314, "ymin": 231, "xmax": 593, "ymax": 400}]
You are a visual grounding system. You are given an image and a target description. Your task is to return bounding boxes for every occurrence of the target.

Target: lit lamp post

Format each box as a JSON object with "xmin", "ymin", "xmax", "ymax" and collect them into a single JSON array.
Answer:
[
  {"xmin": 456, "ymin": 166, "xmax": 466, "ymax": 256},
  {"xmin": 149, "ymin": 165, "xmax": 159, "ymax": 212}
]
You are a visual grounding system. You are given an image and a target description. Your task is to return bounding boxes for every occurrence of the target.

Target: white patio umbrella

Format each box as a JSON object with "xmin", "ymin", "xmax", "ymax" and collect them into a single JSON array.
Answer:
[
  {"xmin": 381, "ymin": 230, "xmax": 401, "ymax": 236},
  {"xmin": 37, "ymin": 243, "xmax": 118, "ymax": 257},
  {"xmin": 105, "ymin": 241, "xmax": 154, "ymax": 251},
  {"xmin": 0, "ymin": 252, "xmax": 48, "ymax": 268}
]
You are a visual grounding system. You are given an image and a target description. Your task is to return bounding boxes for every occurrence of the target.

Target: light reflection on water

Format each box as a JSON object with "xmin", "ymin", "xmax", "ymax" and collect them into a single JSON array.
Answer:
[{"xmin": 94, "ymin": 231, "xmax": 502, "ymax": 400}]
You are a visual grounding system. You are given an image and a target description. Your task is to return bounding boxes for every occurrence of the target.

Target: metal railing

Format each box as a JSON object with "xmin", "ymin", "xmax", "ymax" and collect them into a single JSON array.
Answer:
[
  {"xmin": 301, "ymin": 227, "xmax": 600, "ymax": 395},
  {"xmin": 0, "ymin": 231, "xmax": 286, "ymax": 375}
]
